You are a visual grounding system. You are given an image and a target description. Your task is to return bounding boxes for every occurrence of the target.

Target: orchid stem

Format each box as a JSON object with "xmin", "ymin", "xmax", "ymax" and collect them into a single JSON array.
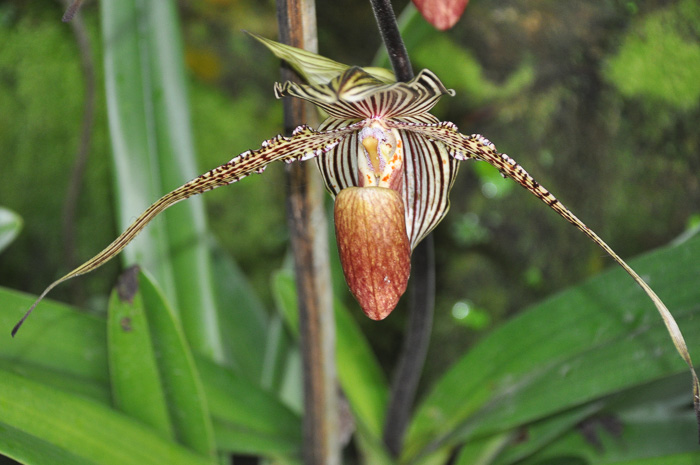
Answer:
[
  {"xmin": 369, "ymin": 0, "xmax": 435, "ymax": 457},
  {"xmin": 369, "ymin": 0, "xmax": 414, "ymax": 81},
  {"xmin": 276, "ymin": 1, "xmax": 340, "ymax": 464}
]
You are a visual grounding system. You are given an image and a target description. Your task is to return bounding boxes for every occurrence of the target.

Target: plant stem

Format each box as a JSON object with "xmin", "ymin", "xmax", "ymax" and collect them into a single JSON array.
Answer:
[
  {"xmin": 383, "ymin": 237, "xmax": 435, "ymax": 456},
  {"xmin": 369, "ymin": 0, "xmax": 414, "ymax": 81},
  {"xmin": 369, "ymin": 0, "xmax": 436, "ymax": 457},
  {"xmin": 276, "ymin": 1, "xmax": 339, "ymax": 464}
]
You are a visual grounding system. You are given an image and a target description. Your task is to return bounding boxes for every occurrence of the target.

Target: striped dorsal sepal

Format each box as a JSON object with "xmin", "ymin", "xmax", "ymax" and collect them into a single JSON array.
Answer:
[{"xmin": 275, "ymin": 67, "xmax": 454, "ymax": 120}]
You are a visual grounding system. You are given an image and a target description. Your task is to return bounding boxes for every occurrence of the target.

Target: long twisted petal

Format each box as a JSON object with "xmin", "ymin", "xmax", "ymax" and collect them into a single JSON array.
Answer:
[
  {"xmin": 392, "ymin": 119, "xmax": 700, "ymax": 426},
  {"xmin": 12, "ymin": 124, "xmax": 356, "ymax": 336}
]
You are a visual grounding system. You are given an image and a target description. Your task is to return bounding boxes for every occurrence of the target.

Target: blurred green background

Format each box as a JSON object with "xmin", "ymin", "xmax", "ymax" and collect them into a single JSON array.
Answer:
[{"xmin": 1, "ymin": 0, "xmax": 698, "ymax": 394}]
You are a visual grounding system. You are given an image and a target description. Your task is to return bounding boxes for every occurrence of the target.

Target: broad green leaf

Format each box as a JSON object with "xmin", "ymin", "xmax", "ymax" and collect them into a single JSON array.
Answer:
[
  {"xmin": 0, "ymin": 206, "xmax": 22, "ymax": 254},
  {"xmin": 100, "ymin": 0, "xmax": 223, "ymax": 361},
  {"xmin": 138, "ymin": 270, "xmax": 216, "ymax": 457},
  {"xmin": 250, "ymin": 32, "xmax": 395, "ymax": 85},
  {"xmin": 514, "ymin": 374, "xmax": 699, "ymax": 465},
  {"xmin": 453, "ymin": 431, "xmax": 513, "ymax": 465},
  {"xmin": 266, "ymin": 278, "xmax": 304, "ymax": 413},
  {"xmin": 517, "ymin": 409, "xmax": 698, "ymax": 465},
  {"xmin": 0, "ymin": 369, "xmax": 215, "ymax": 465},
  {"xmin": 272, "ymin": 270, "xmax": 300, "ymax": 337},
  {"xmin": 489, "ymin": 403, "xmax": 602, "ymax": 465},
  {"xmin": 196, "ymin": 355, "xmax": 302, "ymax": 457},
  {"xmin": 260, "ymin": 313, "xmax": 296, "ymax": 393},
  {"xmin": 404, "ymin": 233, "xmax": 700, "ymax": 461},
  {"xmin": 353, "ymin": 422, "xmax": 397, "ymax": 465},
  {"xmin": 0, "ymin": 287, "xmax": 108, "ymax": 386},
  {"xmin": 107, "ymin": 267, "xmax": 175, "ymax": 438},
  {"xmin": 0, "ymin": 422, "xmax": 96, "ymax": 465},
  {"xmin": 209, "ymin": 244, "xmax": 268, "ymax": 381},
  {"xmin": 612, "ymin": 454, "xmax": 700, "ymax": 465},
  {"xmin": 334, "ymin": 296, "xmax": 389, "ymax": 438},
  {"xmin": 0, "ymin": 359, "xmax": 109, "ymax": 404},
  {"xmin": 211, "ymin": 419, "xmax": 301, "ymax": 458}
]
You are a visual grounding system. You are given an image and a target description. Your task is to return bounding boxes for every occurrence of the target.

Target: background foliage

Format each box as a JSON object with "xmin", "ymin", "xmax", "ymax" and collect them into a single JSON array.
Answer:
[{"xmin": 0, "ymin": 0, "xmax": 699, "ymax": 464}]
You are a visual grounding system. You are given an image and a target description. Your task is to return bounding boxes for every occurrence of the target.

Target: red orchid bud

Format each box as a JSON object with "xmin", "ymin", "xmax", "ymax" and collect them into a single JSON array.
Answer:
[
  {"xmin": 412, "ymin": 0, "xmax": 469, "ymax": 31},
  {"xmin": 334, "ymin": 186, "xmax": 411, "ymax": 320}
]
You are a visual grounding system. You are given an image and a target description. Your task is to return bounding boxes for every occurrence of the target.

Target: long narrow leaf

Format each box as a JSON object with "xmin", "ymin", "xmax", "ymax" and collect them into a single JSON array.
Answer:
[
  {"xmin": 0, "ymin": 287, "xmax": 108, "ymax": 385},
  {"xmin": 138, "ymin": 270, "xmax": 216, "ymax": 457},
  {"xmin": 196, "ymin": 355, "xmax": 302, "ymax": 458},
  {"xmin": 100, "ymin": 0, "xmax": 223, "ymax": 360},
  {"xmin": 209, "ymin": 244, "xmax": 268, "ymax": 381},
  {"xmin": 0, "ymin": 359, "xmax": 109, "ymax": 404},
  {"xmin": 0, "ymin": 369, "xmax": 215, "ymax": 465},
  {"xmin": 107, "ymin": 267, "xmax": 175, "ymax": 437},
  {"xmin": 0, "ymin": 422, "xmax": 96, "ymax": 465},
  {"xmin": 404, "ymin": 233, "xmax": 700, "ymax": 461},
  {"xmin": 272, "ymin": 270, "xmax": 390, "ymax": 439},
  {"xmin": 512, "ymin": 374, "xmax": 699, "ymax": 465}
]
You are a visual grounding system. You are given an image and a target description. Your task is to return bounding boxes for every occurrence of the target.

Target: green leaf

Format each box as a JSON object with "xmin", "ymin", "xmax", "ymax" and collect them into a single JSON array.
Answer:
[
  {"xmin": 453, "ymin": 431, "xmax": 513, "ymax": 465},
  {"xmin": 0, "ymin": 287, "xmax": 108, "ymax": 387},
  {"xmin": 260, "ymin": 313, "xmax": 296, "ymax": 394},
  {"xmin": 107, "ymin": 267, "xmax": 175, "ymax": 438},
  {"xmin": 107, "ymin": 267, "xmax": 215, "ymax": 455},
  {"xmin": 100, "ymin": 0, "xmax": 223, "ymax": 361},
  {"xmin": 404, "ymin": 234, "xmax": 700, "ymax": 461},
  {"xmin": 0, "ymin": 422, "xmax": 96, "ymax": 465},
  {"xmin": 611, "ymin": 454, "xmax": 700, "ymax": 465},
  {"xmin": 0, "ymin": 369, "xmax": 215, "ymax": 465},
  {"xmin": 0, "ymin": 358, "xmax": 109, "ymax": 404},
  {"xmin": 0, "ymin": 206, "xmax": 22, "ymax": 254},
  {"xmin": 138, "ymin": 270, "xmax": 216, "ymax": 456},
  {"xmin": 210, "ymin": 244, "xmax": 268, "ymax": 382},
  {"xmin": 488, "ymin": 403, "xmax": 602, "ymax": 465},
  {"xmin": 196, "ymin": 355, "xmax": 302, "ymax": 458},
  {"xmin": 272, "ymin": 270, "xmax": 300, "ymax": 337},
  {"xmin": 334, "ymin": 297, "xmax": 389, "ymax": 438},
  {"xmin": 271, "ymin": 270, "xmax": 389, "ymax": 439},
  {"xmin": 513, "ymin": 374, "xmax": 699, "ymax": 465}
]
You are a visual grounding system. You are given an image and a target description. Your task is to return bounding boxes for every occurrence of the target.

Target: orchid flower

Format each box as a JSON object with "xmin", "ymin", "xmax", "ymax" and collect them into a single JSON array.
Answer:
[{"xmin": 12, "ymin": 36, "xmax": 699, "ymax": 422}]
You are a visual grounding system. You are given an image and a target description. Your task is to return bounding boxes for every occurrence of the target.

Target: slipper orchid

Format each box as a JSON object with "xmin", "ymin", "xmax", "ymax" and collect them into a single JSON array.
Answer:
[{"xmin": 13, "ymin": 35, "xmax": 699, "ymax": 422}]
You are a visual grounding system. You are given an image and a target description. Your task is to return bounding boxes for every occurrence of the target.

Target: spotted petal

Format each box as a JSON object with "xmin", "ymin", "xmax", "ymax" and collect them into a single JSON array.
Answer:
[
  {"xmin": 393, "ymin": 119, "xmax": 700, "ymax": 421},
  {"xmin": 12, "ymin": 124, "xmax": 357, "ymax": 336},
  {"xmin": 275, "ymin": 67, "xmax": 455, "ymax": 120}
]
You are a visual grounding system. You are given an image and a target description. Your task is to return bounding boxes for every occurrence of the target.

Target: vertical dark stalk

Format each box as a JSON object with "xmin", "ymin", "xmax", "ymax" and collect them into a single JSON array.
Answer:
[
  {"xmin": 276, "ymin": 1, "xmax": 340, "ymax": 464},
  {"xmin": 369, "ymin": 0, "xmax": 413, "ymax": 81},
  {"xmin": 369, "ymin": 0, "xmax": 437, "ymax": 457}
]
